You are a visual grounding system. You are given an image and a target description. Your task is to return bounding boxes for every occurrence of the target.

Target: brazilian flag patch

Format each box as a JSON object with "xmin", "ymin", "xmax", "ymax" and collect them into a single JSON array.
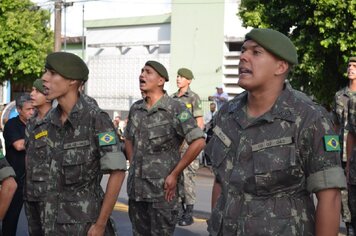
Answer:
[
  {"xmin": 0, "ymin": 150, "xmax": 4, "ymax": 159},
  {"xmin": 178, "ymin": 111, "xmax": 191, "ymax": 122},
  {"xmin": 323, "ymin": 135, "xmax": 340, "ymax": 152},
  {"xmin": 98, "ymin": 131, "xmax": 117, "ymax": 146}
]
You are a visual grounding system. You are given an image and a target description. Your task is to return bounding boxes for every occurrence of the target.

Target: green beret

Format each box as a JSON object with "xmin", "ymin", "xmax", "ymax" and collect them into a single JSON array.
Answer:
[
  {"xmin": 245, "ymin": 28, "xmax": 298, "ymax": 65},
  {"xmin": 349, "ymin": 57, "xmax": 356, "ymax": 63},
  {"xmin": 45, "ymin": 52, "xmax": 89, "ymax": 81},
  {"xmin": 145, "ymin": 61, "xmax": 169, "ymax": 81},
  {"xmin": 177, "ymin": 68, "xmax": 194, "ymax": 80},
  {"xmin": 33, "ymin": 78, "xmax": 45, "ymax": 94}
]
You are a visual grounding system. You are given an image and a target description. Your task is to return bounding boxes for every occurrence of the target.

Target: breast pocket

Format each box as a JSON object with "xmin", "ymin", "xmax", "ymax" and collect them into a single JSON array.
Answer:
[
  {"xmin": 147, "ymin": 121, "xmax": 173, "ymax": 153},
  {"xmin": 31, "ymin": 139, "xmax": 50, "ymax": 181},
  {"xmin": 252, "ymin": 144, "xmax": 303, "ymax": 195},
  {"xmin": 62, "ymin": 140, "xmax": 92, "ymax": 185}
]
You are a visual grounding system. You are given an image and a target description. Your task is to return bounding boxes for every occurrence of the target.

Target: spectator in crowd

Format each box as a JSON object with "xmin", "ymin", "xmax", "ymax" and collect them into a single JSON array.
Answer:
[
  {"xmin": 206, "ymin": 28, "xmax": 346, "ymax": 236},
  {"xmin": 3, "ymin": 93, "xmax": 34, "ymax": 236},
  {"xmin": 124, "ymin": 61, "xmax": 205, "ymax": 235},
  {"xmin": 208, "ymin": 86, "xmax": 229, "ymax": 110},
  {"xmin": 203, "ymin": 102, "xmax": 217, "ymax": 126},
  {"xmin": 171, "ymin": 67, "xmax": 204, "ymax": 226}
]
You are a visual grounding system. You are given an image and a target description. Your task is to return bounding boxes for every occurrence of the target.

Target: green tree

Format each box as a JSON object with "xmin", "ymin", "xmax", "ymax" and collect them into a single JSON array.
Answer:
[
  {"xmin": 0, "ymin": 0, "xmax": 53, "ymax": 86},
  {"xmin": 239, "ymin": 0, "xmax": 356, "ymax": 106}
]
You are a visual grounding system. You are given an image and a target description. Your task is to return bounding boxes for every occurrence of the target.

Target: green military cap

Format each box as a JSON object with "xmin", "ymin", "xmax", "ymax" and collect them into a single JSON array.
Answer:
[
  {"xmin": 145, "ymin": 60, "xmax": 169, "ymax": 81},
  {"xmin": 177, "ymin": 68, "xmax": 194, "ymax": 80},
  {"xmin": 245, "ymin": 28, "xmax": 298, "ymax": 65},
  {"xmin": 349, "ymin": 57, "xmax": 356, "ymax": 63},
  {"xmin": 33, "ymin": 78, "xmax": 45, "ymax": 94},
  {"xmin": 45, "ymin": 52, "xmax": 89, "ymax": 81}
]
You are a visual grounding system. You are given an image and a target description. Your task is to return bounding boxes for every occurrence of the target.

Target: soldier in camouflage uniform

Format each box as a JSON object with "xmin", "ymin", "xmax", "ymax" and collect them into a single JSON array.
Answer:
[
  {"xmin": 332, "ymin": 57, "xmax": 356, "ymax": 235},
  {"xmin": 39, "ymin": 52, "xmax": 127, "ymax": 235},
  {"xmin": 206, "ymin": 28, "xmax": 346, "ymax": 236},
  {"xmin": 171, "ymin": 68, "xmax": 204, "ymax": 226},
  {"xmin": 124, "ymin": 61, "xmax": 205, "ymax": 236},
  {"xmin": 24, "ymin": 78, "xmax": 53, "ymax": 235},
  {"xmin": 0, "ymin": 152, "xmax": 17, "ymax": 220},
  {"xmin": 346, "ymin": 57, "xmax": 356, "ymax": 235}
]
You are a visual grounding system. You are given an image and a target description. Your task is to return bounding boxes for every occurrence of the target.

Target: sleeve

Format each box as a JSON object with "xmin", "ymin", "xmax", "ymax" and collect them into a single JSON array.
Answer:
[
  {"xmin": 95, "ymin": 112, "xmax": 127, "ymax": 173},
  {"xmin": 175, "ymin": 104, "xmax": 205, "ymax": 144},
  {"xmin": 124, "ymin": 107, "xmax": 134, "ymax": 141},
  {"xmin": 300, "ymin": 114, "xmax": 346, "ymax": 193},
  {"xmin": 348, "ymin": 97, "xmax": 356, "ymax": 133},
  {"xmin": 0, "ymin": 158, "xmax": 15, "ymax": 182},
  {"xmin": 330, "ymin": 94, "xmax": 341, "ymax": 126},
  {"xmin": 192, "ymin": 94, "xmax": 203, "ymax": 117},
  {"xmin": 3, "ymin": 119, "xmax": 23, "ymax": 148}
]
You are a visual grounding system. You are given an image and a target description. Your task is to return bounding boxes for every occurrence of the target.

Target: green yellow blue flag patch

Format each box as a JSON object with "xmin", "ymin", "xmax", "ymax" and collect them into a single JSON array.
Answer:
[
  {"xmin": 98, "ymin": 131, "xmax": 117, "ymax": 146},
  {"xmin": 178, "ymin": 111, "xmax": 191, "ymax": 122},
  {"xmin": 0, "ymin": 150, "xmax": 4, "ymax": 159},
  {"xmin": 323, "ymin": 135, "xmax": 340, "ymax": 152}
]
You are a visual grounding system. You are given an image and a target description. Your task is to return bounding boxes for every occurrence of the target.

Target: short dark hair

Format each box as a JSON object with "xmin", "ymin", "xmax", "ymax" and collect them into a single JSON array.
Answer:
[{"xmin": 15, "ymin": 93, "xmax": 31, "ymax": 109}]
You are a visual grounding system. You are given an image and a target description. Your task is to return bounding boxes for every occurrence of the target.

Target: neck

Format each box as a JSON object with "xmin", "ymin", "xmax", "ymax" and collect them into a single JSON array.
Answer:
[
  {"xmin": 247, "ymin": 83, "xmax": 283, "ymax": 118},
  {"xmin": 19, "ymin": 116, "xmax": 27, "ymax": 124},
  {"xmin": 37, "ymin": 103, "xmax": 52, "ymax": 119},
  {"xmin": 57, "ymin": 91, "xmax": 79, "ymax": 123},
  {"xmin": 349, "ymin": 80, "xmax": 356, "ymax": 91},
  {"xmin": 144, "ymin": 90, "xmax": 164, "ymax": 109},
  {"xmin": 178, "ymin": 86, "xmax": 189, "ymax": 97}
]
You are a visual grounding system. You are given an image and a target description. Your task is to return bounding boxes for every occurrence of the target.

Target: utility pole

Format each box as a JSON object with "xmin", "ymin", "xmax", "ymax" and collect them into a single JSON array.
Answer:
[{"xmin": 54, "ymin": 0, "xmax": 62, "ymax": 52}]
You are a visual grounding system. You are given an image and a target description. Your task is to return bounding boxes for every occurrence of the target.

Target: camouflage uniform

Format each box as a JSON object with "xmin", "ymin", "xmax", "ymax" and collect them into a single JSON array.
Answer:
[
  {"xmin": 171, "ymin": 87, "xmax": 203, "ymax": 205},
  {"xmin": 30, "ymin": 94, "xmax": 127, "ymax": 235},
  {"xmin": 125, "ymin": 93, "xmax": 205, "ymax": 236},
  {"xmin": 24, "ymin": 109, "xmax": 51, "ymax": 235},
  {"xmin": 332, "ymin": 87, "xmax": 353, "ymax": 223},
  {"xmin": 0, "ymin": 154, "xmax": 16, "ymax": 183},
  {"xmin": 206, "ymin": 83, "xmax": 346, "ymax": 235},
  {"xmin": 346, "ymin": 95, "xmax": 356, "ymax": 231}
]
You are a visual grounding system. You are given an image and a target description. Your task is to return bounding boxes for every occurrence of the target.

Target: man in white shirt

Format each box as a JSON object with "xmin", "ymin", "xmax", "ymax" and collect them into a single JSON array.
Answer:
[{"xmin": 208, "ymin": 86, "xmax": 229, "ymax": 110}]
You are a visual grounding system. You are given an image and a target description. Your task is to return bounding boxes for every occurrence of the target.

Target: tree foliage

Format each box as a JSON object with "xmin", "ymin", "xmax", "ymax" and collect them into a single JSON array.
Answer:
[
  {"xmin": 0, "ymin": 0, "xmax": 53, "ymax": 86},
  {"xmin": 239, "ymin": 0, "xmax": 356, "ymax": 106}
]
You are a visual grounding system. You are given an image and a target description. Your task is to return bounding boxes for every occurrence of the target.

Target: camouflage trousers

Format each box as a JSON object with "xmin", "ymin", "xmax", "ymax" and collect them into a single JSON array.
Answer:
[
  {"xmin": 128, "ymin": 199, "xmax": 179, "ymax": 236},
  {"xmin": 25, "ymin": 201, "xmax": 46, "ymax": 236},
  {"xmin": 25, "ymin": 200, "xmax": 117, "ymax": 236},
  {"xmin": 182, "ymin": 158, "xmax": 200, "ymax": 205},
  {"xmin": 341, "ymin": 189, "xmax": 352, "ymax": 222},
  {"xmin": 180, "ymin": 141, "xmax": 200, "ymax": 205}
]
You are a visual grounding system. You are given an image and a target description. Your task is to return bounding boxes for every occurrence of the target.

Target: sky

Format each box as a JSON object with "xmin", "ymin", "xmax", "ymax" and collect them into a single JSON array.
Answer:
[{"xmin": 32, "ymin": 0, "xmax": 172, "ymax": 36}]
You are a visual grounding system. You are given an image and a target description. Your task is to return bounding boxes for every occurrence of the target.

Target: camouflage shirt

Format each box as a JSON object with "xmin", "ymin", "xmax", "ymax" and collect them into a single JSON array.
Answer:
[
  {"xmin": 206, "ymin": 83, "xmax": 346, "ymax": 236},
  {"xmin": 0, "ymin": 154, "xmax": 15, "ymax": 183},
  {"xmin": 125, "ymin": 93, "xmax": 205, "ymax": 202},
  {"xmin": 171, "ymin": 87, "xmax": 203, "ymax": 118},
  {"xmin": 35, "ymin": 94, "xmax": 127, "ymax": 233},
  {"xmin": 332, "ymin": 86, "xmax": 355, "ymax": 162},
  {"xmin": 24, "ymin": 109, "xmax": 52, "ymax": 201},
  {"xmin": 346, "ymin": 95, "xmax": 356, "ymax": 184}
]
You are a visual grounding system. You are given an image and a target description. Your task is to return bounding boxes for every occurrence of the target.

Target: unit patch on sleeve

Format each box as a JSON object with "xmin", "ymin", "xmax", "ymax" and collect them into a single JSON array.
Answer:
[
  {"xmin": 177, "ymin": 111, "xmax": 191, "ymax": 122},
  {"xmin": 98, "ymin": 131, "xmax": 117, "ymax": 146},
  {"xmin": 323, "ymin": 135, "xmax": 340, "ymax": 152}
]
